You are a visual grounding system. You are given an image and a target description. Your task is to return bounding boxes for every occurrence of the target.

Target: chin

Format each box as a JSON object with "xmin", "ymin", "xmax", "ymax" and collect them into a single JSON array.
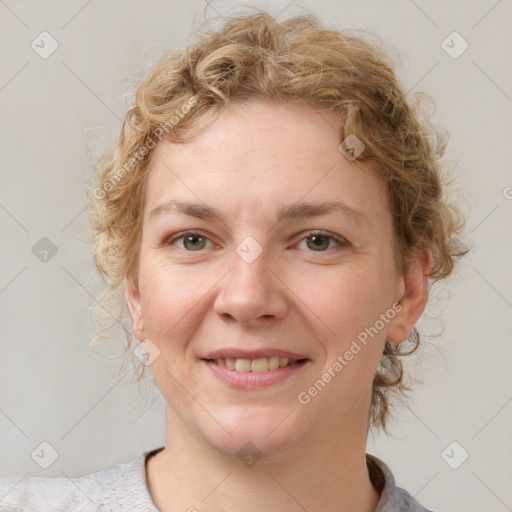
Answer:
[{"xmin": 197, "ymin": 406, "xmax": 313, "ymax": 463}]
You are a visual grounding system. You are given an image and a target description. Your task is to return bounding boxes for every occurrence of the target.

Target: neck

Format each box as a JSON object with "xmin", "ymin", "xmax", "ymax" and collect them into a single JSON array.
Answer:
[{"xmin": 146, "ymin": 407, "xmax": 380, "ymax": 512}]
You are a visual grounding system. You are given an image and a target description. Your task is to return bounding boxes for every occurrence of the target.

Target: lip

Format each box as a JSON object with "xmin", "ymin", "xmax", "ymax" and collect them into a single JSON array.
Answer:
[
  {"xmin": 202, "ymin": 359, "xmax": 310, "ymax": 389},
  {"xmin": 202, "ymin": 348, "xmax": 308, "ymax": 360}
]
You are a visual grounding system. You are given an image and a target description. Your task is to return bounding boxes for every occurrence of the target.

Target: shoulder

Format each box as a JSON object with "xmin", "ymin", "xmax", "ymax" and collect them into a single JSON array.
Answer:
[
  {"xmin": 367, "ymin": 454, "xmax": 435, "ymax": 512},
  {"xmin": 0, "ymin": 463, "xmax": 123, "ymax": 512},
  {"xmin": 0, "ymin": 448, "xmax": 163, "ymax": 512}
]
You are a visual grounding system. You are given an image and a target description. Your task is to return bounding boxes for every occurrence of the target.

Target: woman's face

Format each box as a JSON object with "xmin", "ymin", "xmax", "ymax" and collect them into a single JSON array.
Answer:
[{"xmin": 127, "ymin": 99, "xmax": 421, "ymax": 460}]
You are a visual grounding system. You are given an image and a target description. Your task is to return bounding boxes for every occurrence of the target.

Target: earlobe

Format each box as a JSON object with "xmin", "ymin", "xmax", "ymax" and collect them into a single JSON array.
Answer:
[
  {"xmin": 386, "ymin": 249, "xmax": 433, "ymax": 343},
  {"xmin": 125, "ymin": 275, "xmax": 144, "ymax": 342}
]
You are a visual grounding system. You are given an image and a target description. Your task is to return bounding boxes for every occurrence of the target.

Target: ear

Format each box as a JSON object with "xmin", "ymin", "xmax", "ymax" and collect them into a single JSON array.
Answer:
[
  {"xmin": 386, "ymin": 248, "xmax": 433, "ymax": 343},
  {"xmin": 125, "ymin": 273, "xmax": 145, "ymax": 342}
]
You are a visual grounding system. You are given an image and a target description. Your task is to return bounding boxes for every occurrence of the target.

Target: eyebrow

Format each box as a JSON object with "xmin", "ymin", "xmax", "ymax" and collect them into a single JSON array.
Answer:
[{"xmin": 149, "ymin": 199, "xmax": 367, "ymax": 225}]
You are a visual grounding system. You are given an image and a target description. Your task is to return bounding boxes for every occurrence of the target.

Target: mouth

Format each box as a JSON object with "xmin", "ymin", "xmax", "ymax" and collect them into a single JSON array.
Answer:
[
  {"xmin": 203, "ymin": 356, "xmax": 308, "ymax": 372},
  {"xmin": 200, "ymin": 351, "xmax": 310, "ymax": 389}
]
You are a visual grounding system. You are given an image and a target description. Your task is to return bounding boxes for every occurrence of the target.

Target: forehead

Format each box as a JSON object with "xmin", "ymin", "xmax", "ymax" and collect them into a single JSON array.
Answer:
[{"xmin": 145, "ymin": 99, "xmax": 389, "ymax": 229}]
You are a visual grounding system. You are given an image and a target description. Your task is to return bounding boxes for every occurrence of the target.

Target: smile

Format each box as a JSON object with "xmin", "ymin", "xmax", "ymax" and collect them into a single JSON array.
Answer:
[
  {"xmin": 206, "ymin": 356, "xmax": 302, "ymax": 372},
  {"xmin": 202, "ymin": 357, "xmax": 310, "ymax": 389}
]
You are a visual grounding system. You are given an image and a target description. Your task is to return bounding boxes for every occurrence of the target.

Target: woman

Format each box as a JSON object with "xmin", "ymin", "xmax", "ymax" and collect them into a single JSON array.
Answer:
[{"xmin": 0, "ymin": 9, "xmax": 465, "ymax": 512}]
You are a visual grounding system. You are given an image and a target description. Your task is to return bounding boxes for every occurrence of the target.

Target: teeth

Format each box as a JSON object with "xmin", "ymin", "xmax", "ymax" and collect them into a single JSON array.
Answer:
[
  {"xmin": 268, "ymin": 356, "xmax": 280, "ymax": 370},
  {"xmin": 251, "ymin": 357, "xmax": 268, "ymax": 372},
  {"xmin": 212, "ymin": 356, "xmax": 299, "ymax": 372},
  {"xmin": 235, "ymin": 359, "xmax": 251, "ymax": 372}
]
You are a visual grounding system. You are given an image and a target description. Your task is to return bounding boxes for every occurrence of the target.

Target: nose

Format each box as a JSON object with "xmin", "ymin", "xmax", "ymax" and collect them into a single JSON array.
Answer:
[{"xmin": 213, "ymin": 246, "xmax": 288, "ymax": 326}]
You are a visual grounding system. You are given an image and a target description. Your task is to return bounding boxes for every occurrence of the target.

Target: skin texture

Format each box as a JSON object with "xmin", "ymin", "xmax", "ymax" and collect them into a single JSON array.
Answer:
[{"xmin": 126, "ymin": 99, "xmax": 432, "ymax": 512}]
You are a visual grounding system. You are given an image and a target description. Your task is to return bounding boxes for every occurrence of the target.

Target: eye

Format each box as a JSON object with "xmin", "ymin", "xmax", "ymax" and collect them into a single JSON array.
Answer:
[
  {"xmin": 296, "ymin": 231, "xmax": 348, "ymax": 252},
  {"xmin": 165, "ymin": 231, "xmax": 214, "ymax": 251},
  {"xmin": 164, "ymin": 230, "xmax": 348, "ymax": 253}
]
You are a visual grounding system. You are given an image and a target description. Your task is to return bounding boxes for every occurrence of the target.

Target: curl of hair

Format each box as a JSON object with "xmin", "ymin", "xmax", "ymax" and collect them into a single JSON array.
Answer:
[{"xmin": 88, "ymin": 9, "xmax": 467, "ymax": 431}]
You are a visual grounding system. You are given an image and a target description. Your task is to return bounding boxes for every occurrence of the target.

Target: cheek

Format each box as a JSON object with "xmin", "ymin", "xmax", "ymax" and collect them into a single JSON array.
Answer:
[
  {"xmin": 138, "ymin": 256, "xmax": 203, "ymax": 341},
  {"xmin": 137, "ymin": 259, "xmax": 206, "ymax": 402},
  {"xmin": 309, "ymin": 264, "xmax": 391, "ymax": 339},
  {"xmin": 307, "ymin": 270, "xmax": 389, "ymax": 407},
  {"xmin": 307, "ymin": 263, "xmax": 394, "ymax": 395}
]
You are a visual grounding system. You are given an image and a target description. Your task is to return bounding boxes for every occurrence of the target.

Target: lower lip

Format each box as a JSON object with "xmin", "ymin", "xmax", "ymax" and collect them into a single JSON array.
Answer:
[{"xmin": 202, "ymin": 359, "xmax": 309, "ymax": 389}]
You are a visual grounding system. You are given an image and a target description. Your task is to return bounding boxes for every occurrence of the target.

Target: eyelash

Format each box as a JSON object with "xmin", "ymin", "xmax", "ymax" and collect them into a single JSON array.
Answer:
[{"xmin": 164, "ymin": 230, "xmax": 349, "ymax": 253}]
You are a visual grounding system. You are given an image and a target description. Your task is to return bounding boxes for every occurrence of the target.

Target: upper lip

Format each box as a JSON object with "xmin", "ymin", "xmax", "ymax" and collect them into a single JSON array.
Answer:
[{"xmin": 202, "ymin": 349, "xmax": 309, "ymax": 360}]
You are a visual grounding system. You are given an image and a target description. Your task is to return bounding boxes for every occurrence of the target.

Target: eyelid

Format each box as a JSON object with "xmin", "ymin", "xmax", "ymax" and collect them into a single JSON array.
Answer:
[
  {"xmin": 295, "ymin": 230, "xmax": 350, "ymax": 249},
  {"xmin": 164, "ymin": 230, "xmax": 216, "ymax": 248},
  {"xmin": 164, "ymin": 229, "xmax": 349, "ymax": 251}
]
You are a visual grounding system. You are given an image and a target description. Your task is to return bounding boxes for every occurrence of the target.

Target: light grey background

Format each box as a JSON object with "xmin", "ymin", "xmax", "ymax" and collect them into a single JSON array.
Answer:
[{"xmin": 1, "ymin": 1, "xmax": 511, "ymax": 511}]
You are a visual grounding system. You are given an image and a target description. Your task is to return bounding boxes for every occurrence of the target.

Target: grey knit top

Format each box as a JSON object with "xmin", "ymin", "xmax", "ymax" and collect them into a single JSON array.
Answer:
[{"xmin": 0, "ymin": 447, "xmax": 433, "ymax": 511}]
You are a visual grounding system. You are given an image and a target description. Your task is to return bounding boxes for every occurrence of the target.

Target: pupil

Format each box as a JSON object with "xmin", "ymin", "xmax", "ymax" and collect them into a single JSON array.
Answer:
[
  {"xmin": 185, "ymin": 235, "xmax": 204, "ymax": 250},
  {"xmin": 309, "ymin": 235, "xmax": 328, "ymax": 250}
]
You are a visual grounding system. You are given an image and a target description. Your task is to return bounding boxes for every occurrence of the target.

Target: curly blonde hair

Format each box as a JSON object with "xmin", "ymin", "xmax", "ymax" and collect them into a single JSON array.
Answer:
[{"xmin": 88, "ymin": 9, "xmax": 466, "ymax": 431}]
